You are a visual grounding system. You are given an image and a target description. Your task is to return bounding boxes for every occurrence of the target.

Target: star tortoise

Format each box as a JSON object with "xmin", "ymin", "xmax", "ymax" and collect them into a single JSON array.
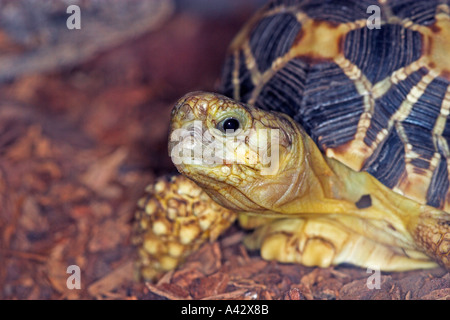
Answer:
[{"xmin": 133, "ymin": 0, "xmax": 450, "ymax": 280}]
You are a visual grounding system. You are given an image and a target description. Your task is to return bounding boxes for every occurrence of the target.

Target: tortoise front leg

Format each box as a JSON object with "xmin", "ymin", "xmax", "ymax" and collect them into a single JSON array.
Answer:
[
  {"xmin": 243, "ymin": 217, "xmax": 439, "ymax": 271},
  {"xmin": 412, "ymin": 208, "xmax": 450, "ymax": 270},
  {"xmin": 132, "ymin": 175, "xmax": 237, "ymax": 281}
]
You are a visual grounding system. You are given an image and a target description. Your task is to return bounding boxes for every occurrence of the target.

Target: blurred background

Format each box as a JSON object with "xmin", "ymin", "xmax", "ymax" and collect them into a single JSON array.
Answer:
[{"xmin": 0, "ymin": 0, "xmax": 264, "ymax": 299}]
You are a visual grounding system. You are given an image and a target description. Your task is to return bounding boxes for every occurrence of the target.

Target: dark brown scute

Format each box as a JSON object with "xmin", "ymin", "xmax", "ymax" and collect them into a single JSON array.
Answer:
[
  {"xmin": 249, "ymin": 12, "xmax": 301, "ymax": 73},
  {"xmin": 343, "ymin": 25, "xmax": 423, "ymax": 84},
  {"xmin": 389, "ymin": 0, "xmax": 441, "ymax": 26},
  {"xmin": 364, "ymin": 128, "xmax": 406, "ymax": 190},
  {"xmin": 426, "ymin": 156, "xmax": 450, "ymax": 208}
]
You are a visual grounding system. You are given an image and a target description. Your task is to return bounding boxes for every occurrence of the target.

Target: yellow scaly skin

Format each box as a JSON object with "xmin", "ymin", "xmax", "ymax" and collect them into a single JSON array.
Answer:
[
  {"xmin": 168, "ymin": 92, "xmax": 450, "ymax": 270},
  {"xmin": 132, "ymin": 175, "xmax": 236, "ymax": 281},
  {"xmin": 133, "ymin": 91, "xmax": 450, "ymax": 280}
]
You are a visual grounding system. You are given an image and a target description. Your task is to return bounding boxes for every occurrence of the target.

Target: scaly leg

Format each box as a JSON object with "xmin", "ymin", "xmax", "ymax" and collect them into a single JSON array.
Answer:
[
  {"xmin": 132, "ymin": 175, "xmax": 236, "ymax": 281},
  {"xmin": 412, "ymin": 208, "xmax": 450, "ymax": 270},
  {"xmin": 243, "ymin": 217, "xmax": 439, "ymax": 271}
]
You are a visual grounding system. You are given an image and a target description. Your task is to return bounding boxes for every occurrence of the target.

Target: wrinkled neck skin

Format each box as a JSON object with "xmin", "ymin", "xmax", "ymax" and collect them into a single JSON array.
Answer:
[
  {"xmin": 204, "ymin": 119, "xmax": 425, "ymax": 244},
  {"xmin": 239, "ymin": 123, "xmax": 348, "ymax": 215},
  {"xmin": 234, "ymin": 124, "xmax": 370, "ymax": 217}
]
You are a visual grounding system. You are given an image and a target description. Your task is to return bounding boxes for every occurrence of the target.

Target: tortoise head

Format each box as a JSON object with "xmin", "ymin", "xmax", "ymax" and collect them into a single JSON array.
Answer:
[{"xmin": 168, "ymin": 92, "xmax": 306, "ymax": 213}]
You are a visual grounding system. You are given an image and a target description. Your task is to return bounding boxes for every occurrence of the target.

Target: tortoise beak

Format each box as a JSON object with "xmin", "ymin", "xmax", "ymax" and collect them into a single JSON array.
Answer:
[{"xmin": 168, "ymin": 92, "xmax": 225, "ymax": 170}]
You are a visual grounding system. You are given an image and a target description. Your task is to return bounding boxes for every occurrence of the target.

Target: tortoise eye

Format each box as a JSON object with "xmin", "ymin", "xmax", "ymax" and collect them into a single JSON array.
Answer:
[{"xmin": 218, "ymin": 117, "xmax": 240, "ymax": 134}]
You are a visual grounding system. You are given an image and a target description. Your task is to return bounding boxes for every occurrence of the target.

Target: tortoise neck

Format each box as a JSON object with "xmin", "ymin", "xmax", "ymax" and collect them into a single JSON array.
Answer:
[
  {"xmin": 265, "ymin": 124, "xmax": 355, "ymax": 214},
  {"xmin": 292, "ymin": 129, "xmax": 420, "ymax": 225},
  {"xmin": 271, "ymin": 124, "xmax": 408, "ymax": 219}
]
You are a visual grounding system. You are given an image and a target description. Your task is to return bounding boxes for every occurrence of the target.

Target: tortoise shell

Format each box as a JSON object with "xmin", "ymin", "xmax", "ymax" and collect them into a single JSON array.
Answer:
[{"xmin": 219, "ymin": 0, "xmax": 450, "ymax": 211}]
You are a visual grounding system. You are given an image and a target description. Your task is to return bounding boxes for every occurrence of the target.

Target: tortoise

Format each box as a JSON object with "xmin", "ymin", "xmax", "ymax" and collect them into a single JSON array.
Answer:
[{"xmin": 133, "ymin": 0, "xmax": 450, "ymax": 281}]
